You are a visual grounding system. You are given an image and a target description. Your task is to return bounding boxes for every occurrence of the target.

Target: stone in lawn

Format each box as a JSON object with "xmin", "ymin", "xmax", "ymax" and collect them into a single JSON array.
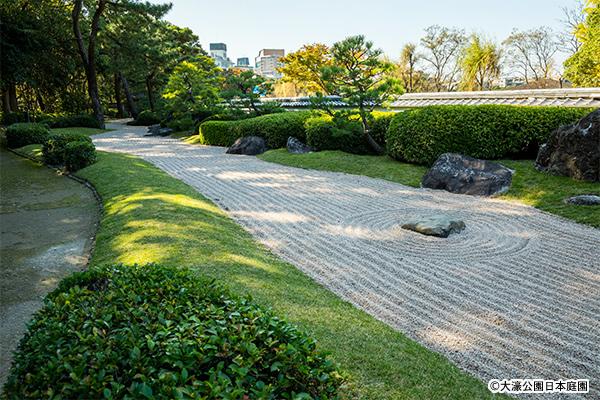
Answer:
[
  {"xmin": 402, "ymin": 215, "xmax": 466, "ymax": 238},
  {"xmin": 422, "ymin": 153, "xmax": 513, "ymax": 196},
  {"xmin": 565, "ymin": 194, "xmax": 600, "ymax": 206},
  {"xmin": 287, "ymin": 137, "xmax": 313, "ymax": 154},
  {"xmin": 226, "ymin": 136, "xmax": 267, "ymax": 155},
  {"xmin": 536, "ymin": 108, "xmax": 600, "ymax": 182}
]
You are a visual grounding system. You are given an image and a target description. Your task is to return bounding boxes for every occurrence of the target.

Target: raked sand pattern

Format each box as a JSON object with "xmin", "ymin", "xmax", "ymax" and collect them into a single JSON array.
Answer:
[{"xmin": 95, "ymin": 121, "xmax": 600, "ymax": 398}]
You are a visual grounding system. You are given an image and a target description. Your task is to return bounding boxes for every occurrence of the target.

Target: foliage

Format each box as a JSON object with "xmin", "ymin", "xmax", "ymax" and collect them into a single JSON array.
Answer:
[
  {"xmin": 38, "ymin": 114, "xmax": 100, "ymax": 129},
  {"xmin": 459, "ymin": 35, "xmax": 501, "ymax": 90},
  {"xmin": 198, "ymin": 121, "xmax": 238, "ymax": 146},
  {"xmin": 161, "ymin": 55, "xmax": 222, "ymax": 122},
  {"xmin": 305, "ymin": 115, "xmax": 370, "ymax": 154},
  {"xmin": 318, "ymin": 35, "xmax": 403, "ymax": 154},
  {"xmin": 5, "ymin": 123, "xmax": 50, "ymax": 148},
  {"xmin": 386, "ymin": 105, "xmax": 593, "ymax": 165},
  {"xmin": 221, "ymin": 70, "xmax": 274, "ymax": 116},
  {"xmin": 1, "ymin": 112, "xmax": 29, "ymax": 126},
  {"xmin": 278, "ymin": 44, "xmax": 332, "ymax": 94},
  {"xmin": 42, "ymin": 132, "xmax": 92, "ymax": 166},
  {"xmin": 129, "ymin": 110, "xmax": 161, "ymax": 126},
  {"xmin": 397, "ymin": 43, "xmax": 428, "ymax": 93},
  {"xmin": 64, "ymin": 140, "xmax": 97, "ymax": 171},
  {"xmin": 166, "ymin": 116, "xmax": 196, "ymax": 132},
  {"xmin": 564, "ymin": 0, "xmax": 600, "ymax": 86},
  {"xmin": 370, "ymin": 112, "xmax": 395, "ymax": 147},
  {"xmin": 502, "ymin": 27, "xmax": 558, "ymax": 84},
  {"xmin": 3, "ymin": 263, "xmax": 343, "ymax": 399}
]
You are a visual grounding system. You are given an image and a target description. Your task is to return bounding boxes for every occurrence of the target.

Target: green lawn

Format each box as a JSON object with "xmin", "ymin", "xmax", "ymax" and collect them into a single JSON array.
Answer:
[
  {"xmin": 50, "ymin": 127, "xmax": 111, "ymax": 136},
  {"xmin": 258, "ymin": 149, "xmax": 600, "ymax": 228},
  {"xmin": 69, "ymin": 151, "xmax": 500, "ymax": 399}
]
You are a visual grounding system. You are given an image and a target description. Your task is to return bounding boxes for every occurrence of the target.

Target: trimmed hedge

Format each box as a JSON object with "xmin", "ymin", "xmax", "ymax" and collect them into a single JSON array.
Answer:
[
  {"xmin": 42, "ymin": 132, "xmax": 91, "ymax": 165},
  {"xmin": 387, "ymin": 105, "xmax": 594, "ymax": 165},
  {"xmin": 305, "ymin": 116, "xmax": 370, "ymax": 154},
  {"xmin": 64, "ymin": 140, "xmax": 97, "ymax": 171},
  {"xmin": 2, "ymin": 264, "xmax": 342, "ymax": 399},
  {"xmin": 370, "ymin": 112, "xmax": 395, "ymax": 147},
  {"xmin": 39, "ymin": 114, "xmax": 100, "ymax": 129},
  {"xmin": 5, "ymin": 123, "xmax": 50, "ymax": 148},
  {"xmin": 198, "ymin": 112, "xmax": 312, "ymax": 149}
]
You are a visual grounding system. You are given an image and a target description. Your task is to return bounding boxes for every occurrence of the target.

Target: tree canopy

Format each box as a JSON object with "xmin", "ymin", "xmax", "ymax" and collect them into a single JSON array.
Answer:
[{"xmin": 564, "ymin": 0, "xmax": 600, "ymax": 86}]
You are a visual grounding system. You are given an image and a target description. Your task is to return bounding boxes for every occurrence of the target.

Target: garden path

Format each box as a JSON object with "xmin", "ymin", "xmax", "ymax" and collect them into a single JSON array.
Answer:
[{"xmin": 94, "ymin": 121, "xmax": 600, "ymax": 397}]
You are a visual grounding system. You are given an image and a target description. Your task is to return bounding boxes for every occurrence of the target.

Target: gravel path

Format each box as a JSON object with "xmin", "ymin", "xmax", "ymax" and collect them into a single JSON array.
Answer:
[{"xmin": 95, "ymin": 122, "xmax": 600, "ymax": 397}]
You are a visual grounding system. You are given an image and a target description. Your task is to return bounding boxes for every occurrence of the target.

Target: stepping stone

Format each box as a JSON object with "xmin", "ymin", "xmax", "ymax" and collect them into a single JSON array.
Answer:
[
  {"xmin": 402, "ymin": 215, "xmax": 466, "ymax": 238},
  {"xmin": 565, "ymin": 194, "xmax": 600, "ymax": 206}
]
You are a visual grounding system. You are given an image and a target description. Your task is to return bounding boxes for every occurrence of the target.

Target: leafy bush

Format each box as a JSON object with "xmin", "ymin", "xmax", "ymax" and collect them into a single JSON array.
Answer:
[
  {"xmin": 235, "ymin": 112, "xmax": 312, "ymax": 148},
  {"xmin": 39, "ymin": 114, "xmax": 100, "ymax": 129},
  {"xmin": 42, "ymin": 132, "xmax": 91, "ymax": 165},
  {"xmin": 370, "ymin": 112, "xmax": 395, "ymax": 147},
  {"xmin": 1, "ymin": 111, "xmax": 29, "ymax": 126},
  {"xmin": 198, "ymin": 120, "xmax": 238, "ymax": 146},
  {"xmin": 3, "ymin": 264, "xmax": 343, "ymax": 399},
  {"xmin": 387, "ymin": 105, "xmax": 594, "ymax": 165},
  {"xmin": 64, "ymin": 140, "xmax": 97, "ymax": 171},
  {"xmin": 130, "ymin": 110, "xmax": 161, "ymax": 126},
  {"xmin": 5, "ymin": 123, "xmax": 50, "ymax": 148},
  {"xmin": 166, "ymin": 116, "xmax": 196, "ymax": 132},
  {"xmin": 305, "ymin": 115, "xmax": 370, "ymax": 154}
]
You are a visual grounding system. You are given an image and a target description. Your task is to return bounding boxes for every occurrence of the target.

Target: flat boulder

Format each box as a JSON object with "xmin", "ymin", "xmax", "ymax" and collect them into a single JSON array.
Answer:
[
  {"xmin": 287, "ymin": 137, "xmax": 313, "ymax": 154},
  {"xmin": 145, "ymin": 124, "xmax": 173, "ymax": 137},
  {"xmin": 402, "ymin": 215, "xmax": 466, "ymax": 238},
  {"xmin": 226, "ymin": 136, "xmax": 267, "ymax": 155},
  {"xmin": 536, "ymin": 108, "xmax": 600, "ymax": 182},
  {"xmin": 565, "ymin": 194, "xmax": 600, "ymax": 206},
  {"xmin": 422, "ymin": 153, "xmax": 513, "ymax": 196}
]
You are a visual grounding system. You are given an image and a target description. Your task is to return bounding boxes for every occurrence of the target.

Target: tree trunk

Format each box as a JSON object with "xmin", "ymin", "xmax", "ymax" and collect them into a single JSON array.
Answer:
[
  {"xmin": 120, "ymin": 72, "xmax": 138, "ymax": 119},
  {"xmin": 2, "ymin": 89, "xmax": 11, "ymax": 114},
  {"xmin": 8, "ymin": 84, "xmax": 18, "ymax": 111},
  {"xmin": 114, "ymin": 73, "xmax": 126, "ymax": 118},
  {"xmin": 36, "ymin": 89, "xmax": 46, "ymax": 112},
  {"xmin": 72, "ymin": 0, "xmax": 106, "ymax": 128},
  {"xmin": 146, "ymin": 75, "xmax": 155, "ymax": 111},
  {"xmin": 359, "ymin": 109, "xmax": 384, "ymax": 155}
]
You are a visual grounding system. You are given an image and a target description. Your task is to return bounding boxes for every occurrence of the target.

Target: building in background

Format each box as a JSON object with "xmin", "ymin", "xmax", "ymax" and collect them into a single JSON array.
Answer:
[
  {"xmin": 236, "ymin": 57, "xmax": 253, "ymax": 71},
  {"xmin": 255, "ymin": 49, "xmax": 285, "ymax": 78},
  {"xmin": 209, "ymin": 43, "xmax": 234, "ymax": 69}
]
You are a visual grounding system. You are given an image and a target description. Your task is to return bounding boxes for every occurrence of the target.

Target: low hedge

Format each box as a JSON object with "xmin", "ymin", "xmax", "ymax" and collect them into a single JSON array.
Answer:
[
  {"xmin": 2, "ymin": 264, "xmax": 342, "ymax": 399},
  {"xmin": 5, "ymin": 123, "xmax": 50, "ymax": 148},
  {"xmin": 370, "ymin": 112, "xmax": 395, "ymax": 147},
  {"xmin": 305, "ymin": 116, "xmax": 370, "ymax": 154},
  {"xmin": 39, "ymin": 114, "xmax": 100, "ymax": 129},
  {"xmin": 198, "ymin": 112, "xmax": 312, "ymax": 149},
  {"xmin": 41, "ymin": 132, "xmax": 96, "ymax": 171},
  {"xmin": 387, "ymin": 105, "xmax": 594, "ymax": 165}
]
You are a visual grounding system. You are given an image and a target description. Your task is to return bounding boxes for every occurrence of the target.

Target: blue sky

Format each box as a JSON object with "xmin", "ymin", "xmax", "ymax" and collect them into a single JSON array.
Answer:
[{"xmin": 161, "ymin": 0, "xmax": 576, "ymax": 63}]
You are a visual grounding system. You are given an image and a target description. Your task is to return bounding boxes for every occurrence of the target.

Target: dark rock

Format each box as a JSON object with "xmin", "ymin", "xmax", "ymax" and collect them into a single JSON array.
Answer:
[
  {"xmin": 422, "ymin": 153, "xmax": 513, "ymax": 196},
  {"xmin": 226, "ymin": 136, "xmax": 267, "ymax": 155},
  {"xmin": 536, "ymin": 108, "xmax": 600, "ymax": 182},
  {"xmin": 145, "ymin": 125, "xmax": 173, "ymax": 137},
  {"xmin": 565, "ymin": 194, "xmax": 600, "ymax": 206},
  {"xmin": 287, "ymin": 136, "xmax": 313, "ymax": 154},
  {"xmin": 402, "ymin": 216, "xmax": 466, "ymax": 238}
]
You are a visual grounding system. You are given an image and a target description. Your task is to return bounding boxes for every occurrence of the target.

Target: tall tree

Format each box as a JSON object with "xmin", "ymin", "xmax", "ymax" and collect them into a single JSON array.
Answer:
[
  {"xmin": 503, "ymin": 27, "xmax": 558, "ymax": 83},
  {"xmin": 560, "ymin": 0, "xmax": 586, "ymax": 55},
  {"xmin": 420, "ymin": 26, "xmax": 466, "ymax": 91},
  {"xmin": 459, "ymin": 35, "xmax": 501, "ymax": 90},
  {"xmin": 221, "ymin": 69, "xmax": 272, "ymax": 115},
  {"xmin": 320, "ymin": 35, "xmax": 402, "ymax": 155},
  {"xmin": 398, "ymin": 43, "xmax": 422, "ymax": 92},
  {"xmin": 564, "ymin": 0, "xmax": 600, "ymax": 86},
  {"xmin": 277, "ymin": 44, "xmax": 332, "ymax": 94}
]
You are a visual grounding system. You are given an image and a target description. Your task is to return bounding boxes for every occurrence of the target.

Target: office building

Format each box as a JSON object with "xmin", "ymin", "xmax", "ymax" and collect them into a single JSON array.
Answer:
[
  {"xmin": 209, "ymin": 43, "xmax": 234, "ymax": 69},
  {"xmin": 255, "ymin": 49, "xmax": 285, "ymax": 78}
]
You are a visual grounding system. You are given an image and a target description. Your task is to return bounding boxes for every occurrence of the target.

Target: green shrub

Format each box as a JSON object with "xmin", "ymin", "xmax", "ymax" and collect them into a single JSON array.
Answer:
[
  {"xmin": 1, "ymin": 111, "xmax": 29, "ymax": 126},
  {"xmin": 64, "ymin": 140, "xmax": 97, "ymax": 171},
  {"xmin": 5, "ymin": 123, "xmax": 50, "ymax": 148},
  {"xmin": 2, "ymin": 264, "xmax": 342, "ymax": 399},
  {"xmin": 42, "ymin": 132, "xmax": 91, "ymax": 165},
  {"xmin": 370, "ymin": 112, "xmax": 395, "ymax": 147},
  {"xmin": 130, "ymin": 110, "xmax": 161, "ymax": 126},
  {"xmin": 39, "ymin": 114, "xmax": 100, "ymax": 129},
  {"xmin": 198, "ymin": 120, "xmax": 238, "ymax": 146},
  {"xmin": 305, "ymin": 115, "xmax": 370, "ymax": 154},
  {"xmin": 235, "ymin": 111, "xmax": 312, "ymax": 149},
  {"xmin": 166, "ymin": 116, "xmax": 195, "ymax": 132},
  {"xmin": 387, "ymin": 105, "xmax": 594, "ymax": 165}
]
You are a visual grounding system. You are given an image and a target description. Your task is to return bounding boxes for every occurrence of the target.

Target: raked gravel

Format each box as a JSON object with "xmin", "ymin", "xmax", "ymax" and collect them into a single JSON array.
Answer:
[{"xmin": 95, "ymin": 121, "xmax": 600, "ymax": 398}]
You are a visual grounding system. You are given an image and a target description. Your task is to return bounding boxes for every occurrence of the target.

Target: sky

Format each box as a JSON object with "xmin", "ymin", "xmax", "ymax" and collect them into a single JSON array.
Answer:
[{"xmin": 159, "ymin": 0, "xmax": 577, "ymax": 65}]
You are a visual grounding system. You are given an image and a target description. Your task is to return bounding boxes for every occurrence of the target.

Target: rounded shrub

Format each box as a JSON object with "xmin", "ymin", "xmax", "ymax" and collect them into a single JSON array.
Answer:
[
  {"xmin": 3, "ymin": 264, "xmax": 343, "ymax": 399},
  {"xmin": 198, "ymin": 120, "xmax": 239, "ymax": 146},
  {"xmin": 235, "ymin": 111, "xmax": 312, "ymax": 148},
  {"xmin": 387, "ymin": 105, "xmax": 594, "ymax": 165},
  {"xmin": 42, "ymin": 132, "xmax": 92, "ymax": 166},
  {"xmin": 5, "ymin": 122, "xmax": 50, "ymax": 148},
  {"xmin": 370, "ymin": 112, "xmax": 395, "ymax": 147},
  {"xmin": 305, "ymin": 116, "xmax": 370, "ymax": 154},
  {"xmin": 64, "ymin": 140, "xmax": 97, "ymax": 171}
]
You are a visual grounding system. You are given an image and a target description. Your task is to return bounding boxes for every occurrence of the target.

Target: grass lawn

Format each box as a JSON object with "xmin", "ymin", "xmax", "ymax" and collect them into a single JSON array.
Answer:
[
  {"xmin": 67, "ymin": 150, "xmax": 500, "ymax": 399},
  {"xmin": 258, "ymin": 149, "xmax": 600, "ymax": 228}
]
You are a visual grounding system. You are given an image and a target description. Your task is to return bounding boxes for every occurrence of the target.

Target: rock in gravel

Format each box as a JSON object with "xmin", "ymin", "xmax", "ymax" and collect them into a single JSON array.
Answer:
[
  {"xmin": 146, "ymin": 124, "xmax": 173, "ymax": 137},
  {"xmin": 536, "ymin": 108, "xmax": 600, "ymax": 182},
  {"xmin": 565, "ymin": 194, "xmax": 600, "ymax": 206},
  {"xmin": 402, "ymin": 215, "xmax": 466, "ymax": 238},
  {"xmin": 287, "ymin": 137, "xmax": 313, "ymax": 154},
  {"xmin": 422, "ymin": 153, "xmax": 513, "ymax": 196},
  {"xmin": 226, "ymin": 136, "xmax": 267, "ymax": 155}
]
